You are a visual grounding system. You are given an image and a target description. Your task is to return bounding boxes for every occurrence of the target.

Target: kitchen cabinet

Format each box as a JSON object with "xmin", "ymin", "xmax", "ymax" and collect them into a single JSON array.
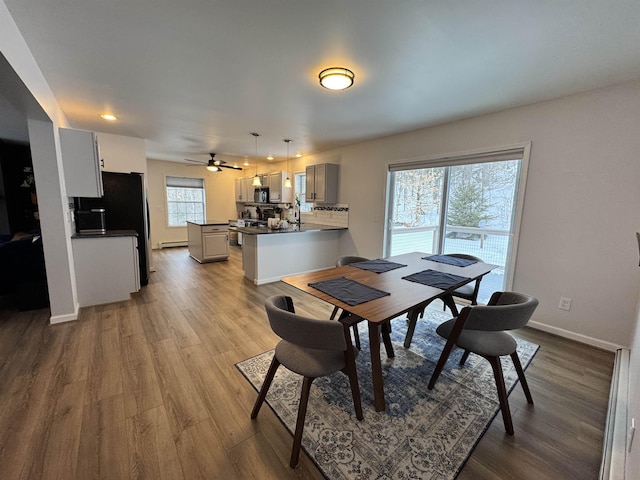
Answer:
[
  {"xmin": 268, "ymin": 171, "xmax": 293, "ymax": 204},
  {"xmin": 187, "ymin": 221, "xmax": 229, "ymax": 262},
  {"xmin": 60, "ymin": 127, "xmax": 103, "ymax": 197},
  {"xmin": 72, "ymin": 234, "xmax": 140, "ymax": 306},
  {"xmin": 305, "ymin": 163, "xmax": 338, "ymax": 203},
  {"xmin": 235, "ymin": 177, "xmax": 253, "ymax": 203}
]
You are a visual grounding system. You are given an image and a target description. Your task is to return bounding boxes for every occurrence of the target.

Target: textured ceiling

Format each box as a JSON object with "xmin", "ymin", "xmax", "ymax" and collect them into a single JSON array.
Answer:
[{"xmin": 4, "ymin": 0, "xmax": 640, "ymax": 164}]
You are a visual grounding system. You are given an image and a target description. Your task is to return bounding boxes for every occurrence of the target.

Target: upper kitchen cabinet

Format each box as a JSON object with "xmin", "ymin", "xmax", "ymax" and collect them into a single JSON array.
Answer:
[
  {"xmin": 59, "ymin": 128, "xmax": 103, "ymax": 197},
  {"xmin": 235, "ymin": 177, "xmax": 252, "ymax": 202},
  {"xmin": 305, "ymin": 163, "xmax": 338, "ymax": 203},
  {"xmin": 268, "ymin": 171, "xmax": 293, "ymax": 204}
]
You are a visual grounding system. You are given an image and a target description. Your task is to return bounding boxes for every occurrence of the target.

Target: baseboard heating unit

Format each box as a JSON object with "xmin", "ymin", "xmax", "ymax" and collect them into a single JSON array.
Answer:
[
  {"xmin": 157, "ymin": 241, "xmax": 188, "ymax": 249},
  {"xmin": 600, "ymin": 348, "xmax": 629, "ymax": 480}
]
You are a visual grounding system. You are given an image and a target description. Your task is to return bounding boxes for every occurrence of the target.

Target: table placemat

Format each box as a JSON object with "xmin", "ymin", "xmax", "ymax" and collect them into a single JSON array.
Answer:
[
  {"xmin": 308, "ymin": 276, "xmax": 390, "ymax": 306},
  {"xmin": 422, "ymin": 254, "xmax": 478, "ymax": 267},
  {"xmin": 402, "ymin": 269, "xmax": 470, "ymax": 290},
  {"xmin": 351, "ymin": 258, "xmax": 407, "ymax": 273}
]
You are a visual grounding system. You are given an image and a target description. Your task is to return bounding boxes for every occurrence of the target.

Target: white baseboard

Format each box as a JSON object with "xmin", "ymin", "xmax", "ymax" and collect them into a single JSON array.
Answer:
[
  {"xmin": 528, "ymin": 320, "xmax": 624, "ymax": 352},
  {"xmin": 157, "ymin": 241, "xmax": 188, "ymax": 249},
  {"xmin": 49, "ymin": 302, "xmax": 79, "ymax": 324}
]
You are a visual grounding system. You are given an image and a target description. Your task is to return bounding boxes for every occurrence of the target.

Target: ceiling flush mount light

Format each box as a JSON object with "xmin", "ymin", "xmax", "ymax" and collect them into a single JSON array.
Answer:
[
  {"xmin": 319, "ymin": 67, "xmax": 354, "ymax": 90},
  {"xmin": 100, "ymin": 113, "xmax": 118, "ymax": 121},
  {"xmin": 267, "ymin": 154, "xmax": 274, "ymax": 161},
  {"xmin": 251, "ymin": 132, "xmax": 262, "ymax": 187},
  {"xmin": 283, "ymin": 139, "xmax": 292, "ymax": 189}
]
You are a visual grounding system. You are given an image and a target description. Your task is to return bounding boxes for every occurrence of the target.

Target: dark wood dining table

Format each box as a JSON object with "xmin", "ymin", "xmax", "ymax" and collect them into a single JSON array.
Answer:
[{"xmin": 281, "ymin": 251, "xmax": 497, "ymax": 412}]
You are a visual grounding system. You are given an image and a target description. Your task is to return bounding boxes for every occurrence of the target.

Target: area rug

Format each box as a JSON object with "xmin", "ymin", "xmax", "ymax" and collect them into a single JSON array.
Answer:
[{"xmin": 236, "ymin": 308, "xmax": 539, "ymax": 479}]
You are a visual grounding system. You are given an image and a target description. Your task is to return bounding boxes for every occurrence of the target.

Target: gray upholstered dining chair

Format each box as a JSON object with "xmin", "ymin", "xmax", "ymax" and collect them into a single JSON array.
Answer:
[
  {"xmin": 251, "ymin": 295, "xmax": 363, "ymax": 468},
  {"xmin": 428, "ymin": 291, "xmax": 539, "ymax": 435},
  {"xmin": 443, "ymin": 253, "xmax": 484, "ymax": 310},
  {"xmin": 415, "ymin": 253, "xmax": 485, "ymax": 319}
]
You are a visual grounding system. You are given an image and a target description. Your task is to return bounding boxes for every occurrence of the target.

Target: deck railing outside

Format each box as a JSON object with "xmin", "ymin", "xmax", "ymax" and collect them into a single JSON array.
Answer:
[{"xmin": 389, "ymin": 225, "xmax": 511, "ymax": 304}]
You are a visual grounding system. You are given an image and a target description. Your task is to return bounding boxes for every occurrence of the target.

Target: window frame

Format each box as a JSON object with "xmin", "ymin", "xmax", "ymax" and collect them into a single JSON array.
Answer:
[
  {"xmin": 164, "ymin": 175, "xmax": 206, "ymax": 227},
  {"xmin": 383, "ymin": 142, "xmax": 531, "ymax": 292}
]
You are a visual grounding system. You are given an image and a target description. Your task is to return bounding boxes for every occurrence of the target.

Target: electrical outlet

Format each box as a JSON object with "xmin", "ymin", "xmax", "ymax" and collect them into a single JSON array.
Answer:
[{"xmin": 558, "ymin": 297, "xmax": 572, "ymax": 311}]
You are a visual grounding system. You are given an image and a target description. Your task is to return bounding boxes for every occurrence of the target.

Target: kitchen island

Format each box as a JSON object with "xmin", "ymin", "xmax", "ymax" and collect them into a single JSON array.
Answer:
[
  {"xmin": 187, "ymin": 221, "xmax": 229, "ymax": 263},
  {"xmin": 236, "ymin": 223, "xmax": 347, "ymax": 285}
]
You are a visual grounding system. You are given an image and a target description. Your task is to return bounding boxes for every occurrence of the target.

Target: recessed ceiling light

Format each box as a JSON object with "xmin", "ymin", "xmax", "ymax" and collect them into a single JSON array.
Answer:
[
  {"xmin": 266, "ymin": 155, "xmax": 274, "ymax": 161},
  {"xmin": 100, "ymin": 113, "xmax": 118, "ymax": 121},
  {"xmin": 295, "ymin": 153, "xmax": 302, "ymax": 158},
  {"xmin": 319, "ymin": 67, "xmax": 354, "ymax": 90}
]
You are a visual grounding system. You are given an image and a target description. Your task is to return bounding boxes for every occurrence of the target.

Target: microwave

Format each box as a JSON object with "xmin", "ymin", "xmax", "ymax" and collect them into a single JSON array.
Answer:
[
  {"xmin": 254, "ymin": 188, "xmax": 269, "ymax": 203},
  {"xmin": 76, "ymin": 208, "xmax": 106, "ymax": 234}
]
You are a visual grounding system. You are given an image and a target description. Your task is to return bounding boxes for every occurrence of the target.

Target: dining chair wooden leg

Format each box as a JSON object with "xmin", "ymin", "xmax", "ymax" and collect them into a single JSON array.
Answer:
[
  {"xmin": 381, "ymin": 322, "xmax": 394, "ymax": 358},
  {"xmin": 428, "ymin": 335, "xmax": 457, "ymax": 389},
  {"xmin": 510, "ymin": 352, "xmax": 534, "ymax": 404},
  {"xmin": 352, "ymin": 326, "xmax": 361, "ymax": 350},
  {"xmin": 251, "ymin": 356, "xmax": 281, "ymax": 418},
  {"xmin": 459, "ymin": 349, "xmax": 471, "ymax": 366},
  {"xmin": 290, "ymin": 376, "xmax": 314, "ymax": 468},
  {"xmin": 441, "ymin": 294, "xmax": 459, "ymax": 316},
  {"xmin": 403, "ymin": 308, "xmax": 421, "ymax": 348},
  {"xmin": 330, "ymin": 305, "xmax": 339, "ymax": 320},
  {"xmin": 487, "ymin": 355, "xmax": 514, "ymax": 435}
]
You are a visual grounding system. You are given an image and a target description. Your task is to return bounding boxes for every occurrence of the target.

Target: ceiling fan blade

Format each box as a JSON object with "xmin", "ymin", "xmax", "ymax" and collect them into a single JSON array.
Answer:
[
  {"xmin": 218, "ymin": 164, "xmax": 242, "ymax": 170},
  {"xmin": 185, "ymin": 158, "xmax": 206, "ymax": 164}
]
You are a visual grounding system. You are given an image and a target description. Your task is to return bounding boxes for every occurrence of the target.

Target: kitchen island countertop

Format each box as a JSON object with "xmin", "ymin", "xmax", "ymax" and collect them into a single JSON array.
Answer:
[{"xmin": 236, "ymin": 223, "xmax": 347, "ymax": 235}]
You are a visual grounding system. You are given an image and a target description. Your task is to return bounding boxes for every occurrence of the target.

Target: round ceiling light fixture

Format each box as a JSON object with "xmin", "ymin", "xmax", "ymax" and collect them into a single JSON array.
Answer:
[
  {"xmin": 319, "ymin": 67, "xmax": 354, "ymax": 90},
  {"xmin": 100, "ymin": 113, "xmax": 118, "ymax": 121}
]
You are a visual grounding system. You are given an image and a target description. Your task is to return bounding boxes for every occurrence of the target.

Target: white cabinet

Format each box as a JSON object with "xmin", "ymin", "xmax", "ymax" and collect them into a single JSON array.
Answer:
[
  {"xmin": 60, "ymin": 128, "xmax": 103, "ymax": 197},
  {"xmin": 235, "ymin": 178, "xmax": 244, "ymax": 202},
  {"xmin": 268, "ymin": 171, "xmax": 293, "ymax": 204},
  {"xmin": 235, "ymin": 177, "xmax": 253, "ymax": 203},
  {"xmin": 187, "ymin": 222, "xmax": 229, "ymax": 262},
  {"xmin": 305, "ymin": 163, "xmax": 338, "ymax": 203},
  {"xmin": 72, "ymin": 235, "xmax": 140, "ymax": 307}
]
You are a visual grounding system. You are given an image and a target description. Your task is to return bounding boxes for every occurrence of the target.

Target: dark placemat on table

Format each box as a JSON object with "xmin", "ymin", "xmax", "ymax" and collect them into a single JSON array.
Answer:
[
  {"xmin": 308, "ymin": 277, "xmax": 390, "ymax": 306},
  {"xmin": 351, "ymin": 259, "xmax": 407, "ymax": 273},
  {"xmin": 402, "ymin": 269, "xmax": 470, "ymax": 290},
  {"xmin": 422, "ymin": 254, "xmax": 478, "ymax": 267}
]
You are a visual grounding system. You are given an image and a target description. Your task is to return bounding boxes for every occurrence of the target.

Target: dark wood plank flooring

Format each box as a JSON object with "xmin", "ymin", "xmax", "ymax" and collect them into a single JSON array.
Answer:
[{"xmin": 0, "ymin": 246, "xmax": 613, "ymax": 479}]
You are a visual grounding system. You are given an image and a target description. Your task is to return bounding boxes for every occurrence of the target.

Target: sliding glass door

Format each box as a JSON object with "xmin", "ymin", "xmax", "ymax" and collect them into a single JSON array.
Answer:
[{"xmin": 385, "ymin": 146, "xmax": 529, "ymax": 304}]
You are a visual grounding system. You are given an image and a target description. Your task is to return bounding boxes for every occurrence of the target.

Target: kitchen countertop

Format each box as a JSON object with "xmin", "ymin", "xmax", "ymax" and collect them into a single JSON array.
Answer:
[
  {"xmin": 236, "ymin": 223, "xmax": 347, "ymax": 235},
  {"xmin": 72, "ymin": 230, "xmax": 138, "ymax": 239},
  {"xmin": 186, "ymin": 220, "xmax": 229, "ymax": 226}
]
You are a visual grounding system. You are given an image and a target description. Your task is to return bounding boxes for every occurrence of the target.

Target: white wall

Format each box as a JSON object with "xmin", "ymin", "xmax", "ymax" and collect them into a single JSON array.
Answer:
[
  {"xmin": 146, "ymin": 158, "xmax": 243, "ymax": 248},
  {"xmin": 98, "ymin": 132, "xmax": 147, "ymax": 176},
  {"xmin": 295, "ymin": 80, "xmax": 640, "ymax": 349},
  {"xmin": 1, "ymin": 3, "xmax": 80, "ymax": 322}
]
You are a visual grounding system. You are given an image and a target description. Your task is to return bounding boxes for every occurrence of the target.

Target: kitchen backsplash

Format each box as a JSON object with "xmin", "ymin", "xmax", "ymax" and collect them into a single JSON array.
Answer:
[{"xmin": 301, "ymin": 204, "xmax": 349, "ymax": 227}]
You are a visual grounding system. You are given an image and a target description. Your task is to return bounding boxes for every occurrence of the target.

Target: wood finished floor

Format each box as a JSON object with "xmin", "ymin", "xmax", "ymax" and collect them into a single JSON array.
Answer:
[{"xmin": 0, "ymin": 246, "xmax": 613, "ymax": 479}]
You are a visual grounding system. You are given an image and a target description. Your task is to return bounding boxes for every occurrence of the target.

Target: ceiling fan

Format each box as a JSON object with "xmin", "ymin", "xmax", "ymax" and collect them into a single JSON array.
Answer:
[{"xmin": 185, "ymin": 153, "xmax": 242, "ymax": 171}]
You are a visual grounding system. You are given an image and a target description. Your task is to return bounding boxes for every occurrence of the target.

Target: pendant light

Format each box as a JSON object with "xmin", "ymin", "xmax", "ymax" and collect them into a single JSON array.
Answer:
[
  {"xmin": 283, "ymin": 139, "xmax": 292, "ymax": 188},
  {"xmin": 250, "ymin": 132, "xmax": 261, "ymax": 187}
]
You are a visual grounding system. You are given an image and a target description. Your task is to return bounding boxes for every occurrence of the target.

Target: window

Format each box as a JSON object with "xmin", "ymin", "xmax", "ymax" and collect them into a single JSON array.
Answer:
[
  {"xmin": 294, "ymin": 172, "xmax": 312, "ymax": 212},
  {"xmin": 165, "ymin": 176, "xmax": 205, "ymax": 226},
  {"xmin": 385, "ymin": 145, "xmax": 530, "ymax": 303}
]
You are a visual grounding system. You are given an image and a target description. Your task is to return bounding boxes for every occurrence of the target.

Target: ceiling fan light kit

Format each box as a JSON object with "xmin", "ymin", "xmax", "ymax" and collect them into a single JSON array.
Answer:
[
  {"xmin": 186, "ymin": 153, "xmax": 241, "ymax": 171},
  {"xmin": 319, "ymin": 67, "xmax": 354, "ymax": 90}
]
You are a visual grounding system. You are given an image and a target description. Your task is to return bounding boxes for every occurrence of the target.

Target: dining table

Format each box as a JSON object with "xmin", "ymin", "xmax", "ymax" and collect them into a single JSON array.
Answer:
[{"xmin": 281, "ymin": 251, "xmax": 497, "ymax": 412}]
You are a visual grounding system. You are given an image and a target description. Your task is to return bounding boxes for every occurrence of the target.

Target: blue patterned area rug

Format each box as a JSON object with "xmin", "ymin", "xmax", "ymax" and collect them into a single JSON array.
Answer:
[{"xmin": 236, "ymin": 308, "xmax": 539, "ymax": 479}]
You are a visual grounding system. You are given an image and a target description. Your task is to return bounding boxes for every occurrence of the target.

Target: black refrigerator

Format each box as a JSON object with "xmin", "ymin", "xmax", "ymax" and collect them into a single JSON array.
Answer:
[{"xmin": 74, "ymin": 171, "xmax": 150, "ymax": 285}]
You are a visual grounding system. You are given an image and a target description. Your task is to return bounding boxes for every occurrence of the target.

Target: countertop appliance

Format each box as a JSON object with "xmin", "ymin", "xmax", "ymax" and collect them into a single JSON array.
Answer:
[
  {"xmin": 75, "ymin": 208, "xmax": 106, "ymax": 234},
  {"xmin": 74, "ymin": 171, "xmax": 150, "ymax": 285},
  {"xmin": 254, "ymin": 187, "xmax": 269, "ymax": 203}
]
